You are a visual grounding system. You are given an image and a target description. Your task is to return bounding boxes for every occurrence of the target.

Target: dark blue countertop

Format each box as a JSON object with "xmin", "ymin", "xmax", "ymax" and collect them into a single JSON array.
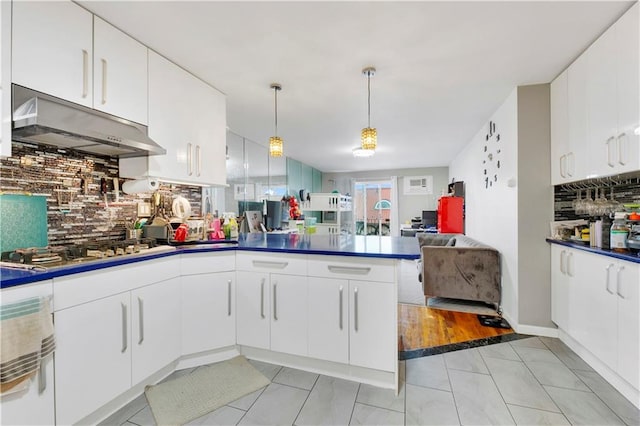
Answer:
[
  {"xmin": 1, "ymin": 234, "xmax": 420, "ymax": 289},
  {"xmin": 546, "ymin": 238, "xmax": 640, "ymax": 264}
]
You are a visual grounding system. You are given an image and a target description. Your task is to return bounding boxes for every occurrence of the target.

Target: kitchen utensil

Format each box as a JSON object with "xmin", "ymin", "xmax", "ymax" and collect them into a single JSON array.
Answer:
[
  {"xmin": 174, "ymin": 223, "xmax": 188, "ymax": 242},
  {"xmin": 172, "ymin": 196, "xmax": 192, "ymax": 220}
]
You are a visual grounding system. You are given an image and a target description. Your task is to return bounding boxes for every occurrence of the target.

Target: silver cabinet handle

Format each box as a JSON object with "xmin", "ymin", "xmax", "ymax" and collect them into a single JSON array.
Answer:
[
  {"xmin": 187, "ymin": 143, "xmax": 193, "ymax": 176},
  {"xmin": 567, "ymin": 152, "xmax": 575, "ymax": 177},
  {"xmin": 252, "ymin": 260, "xmax": 288, "ymax": 269},
  {"xmin": 82, "ymin": 49, "xmax": 89, "ymax": 98},
  {"xmin": 260, "ymin": 278, "xmax": 265, "ymax": 319},
  {"xmin": 121, "ymin": 302, "xmax": 127, "ymax": 353},
  {"xmin": 227, "ymin": 279, "xmax": 232, "ymax": 316},
  {"xmin": 196, "ymin": 145, "xmax": 201, "ymax": 177},
  {"xmin": 605, "ymin": 264, "xmax": 615, "ymax": 294},
  {"xmin": 38, "ymin": 359, "xmax": 46, "ymax": 394},
  {"xmin": 559, "ymin": 155, "xmax": 566, "ymax": 178},
  {"xmin": 327, "ymin": 265, "xmax": 371, "ymax": 275},
  {"xmin": 273, "ymin": 282, "xmax": 278, "ymax": 321},
  {"xmin": 101, "ymin": 58, "xmax": 108, "ymax": 105},
  {"xmin": 339, "ymin": 285, "xmax": 343, "ymax": 330},
  {"xmin": 566, "ymin": 253, "xmax": 574, "ymax": 277},
  {"xmin": 617, "ymin": 133, "xmax": 627, "ymax": 166},
  {"xmin": 560, "ymin": 250, "xmax": 566, "ymax": 274},
  {"xmin": 354, "ymin": 287, "xmax": 359, "ymax": 332},
  {"xmin": 606, "ymin": 137, "xmax": 616, "ymax": 167},
  {"xmin": 138, "ymin": 297, "xmax": 144, "ymax": 344},
  {"xmin": 616, "ymin": 266, "xmax": 625, "ymax": 299}
]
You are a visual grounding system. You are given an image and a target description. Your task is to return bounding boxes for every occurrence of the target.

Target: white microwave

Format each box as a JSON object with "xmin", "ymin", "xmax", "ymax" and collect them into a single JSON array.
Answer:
[{"xmin": 322, "ymin": 211, "xmax": 337, "ymax": 223}]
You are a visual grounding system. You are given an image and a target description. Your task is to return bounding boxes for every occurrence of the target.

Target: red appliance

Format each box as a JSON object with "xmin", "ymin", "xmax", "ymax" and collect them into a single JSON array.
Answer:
[{"xmin": 437, "ymin": 196, "xmax": 464, "ymax": 233}]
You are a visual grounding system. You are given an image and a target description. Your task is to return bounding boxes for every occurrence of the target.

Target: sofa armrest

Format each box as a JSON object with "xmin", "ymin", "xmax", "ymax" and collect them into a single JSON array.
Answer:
[{"xmin": 421, "ymin": 245, "xmax": 501, "ymax": 305}]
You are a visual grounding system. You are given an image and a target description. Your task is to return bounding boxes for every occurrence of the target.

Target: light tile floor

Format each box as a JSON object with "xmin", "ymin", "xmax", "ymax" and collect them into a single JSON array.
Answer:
[{"xmin": 100, "ymin": 337, "xmax": 639, "ymax": 425}]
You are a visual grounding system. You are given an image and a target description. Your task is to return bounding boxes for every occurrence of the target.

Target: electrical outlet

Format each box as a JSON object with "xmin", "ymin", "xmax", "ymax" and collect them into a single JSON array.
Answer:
[{"xmin": 137, "ymin": 202, "xmax": 151, "ymax": 217}]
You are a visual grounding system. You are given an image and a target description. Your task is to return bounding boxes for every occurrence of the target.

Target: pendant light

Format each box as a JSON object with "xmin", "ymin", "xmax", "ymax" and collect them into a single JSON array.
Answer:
[
  {"xmin": 361, "ymin": 67, "xmax": 377, "ymax": 152},
  {"xmin": 269, "ymin": 83, "xmax": 283, "ymax": 157}
]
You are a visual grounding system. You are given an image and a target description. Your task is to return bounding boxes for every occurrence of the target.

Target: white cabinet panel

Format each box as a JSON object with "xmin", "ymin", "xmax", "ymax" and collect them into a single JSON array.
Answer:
[
  {"xmin": 131, "ymin": 278, "xmax": 181, "ymax": 385},
  {"xmin": 349, "ymin": 280, "xmax": 396, "ymax": 372},
  {"xmin": 119, "ymin": 51, "xmax": 226, "ymax": 186},
  {"xmin": 0, "ymin": 0, "xmax": 11, "ymax": 158},
  {"xmin": 93, "ymin": 17, "xmax": 148, "ymax": 124},
  {"xmin": 54, "ymin": 292, "xmax": 131, "ymax": 425},
  {"xmin": 616, "ymin": 260, "xmax": 640, "ymax": 390},
  {"xmin": 270, "ymin": 273, "xmax": 308, "ymax": 356},
  {"xmin": 236, "ymin": 271, "xmax": 271, "ymax": 350},
  {"xmin": 550, "ymin": 245, "xmax": 570, "ymax": 330},
  {"xmin": 550, "ymin": 71, "xmax": 570, "ymax": 185},
  {"xmin": 236, "ymin": 252, "xmax": 307, "ymax": 276},
  {"xmin": 12, "ymin": 1, "xmax": 93, "ymax": 107},
  {"xmin": 566, "ymin": 53, "xmax": 588, "ymax": 181},
  {"xmin": 308, "ymin": 277, "xmax": 349, "ymax": 364},
  {"xmin": 182, "ymin": 271, "xmax": 236, "ymax": 355}
]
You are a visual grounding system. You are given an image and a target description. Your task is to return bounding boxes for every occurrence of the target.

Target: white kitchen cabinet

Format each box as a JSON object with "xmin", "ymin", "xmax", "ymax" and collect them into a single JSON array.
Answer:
[
  {"xmin": 236, "ymin": 270, "xmax": 271, "ymax": 350},
  {"xmin": 550, "ymin": 72, "xmax": 570, "ymax": 185},
  {"xmin": 587, "ymin": 3, "xmax": 640, "ymax": 177},
  {"xmin": 54, "ymin": 292, "xmax": 131, "ymax": 426},
  {"xmin": 550, "ymin": 244, "xmax": 571, "ymax": 330},
  {"xmin": 270, "ymin": 273, "xmax": 308, "ymax": 356},
  {"xmin": 12, "ymin": 0, "xmax": 93, "ymax": 107},
  {"xmin": 308, "ymin": 277, "xmax": 349, "ymax": 364},
  {"xmin": 119, "ymin": 51, "xmax": 226, "ymax": 186},
  {"xmin": 181, "ymin": 252, "xmax": 236, "ymax": 354},
  {"xmin": 235, "ymin": 253, "xmax": 308, "ymax": 355},
  {"xmin": 552, "ymin": 244, "xmax": 640, "ymax": 393},
  {"xmin": 52, "ymin": 257, "xmax": 181, "ymax": 425},
  {"xmin": 565, "ymin": 53, "xmax": 588, "ymax": 181},
  {"xmin": 349, "ymin": 280, "xmax": 396, "ymax": 371},
  {"xmin": 93, "ymin": 17, "xmax": 148, "ymax": 125},
  {"xmin": 131, "ymin": 277, "xmax": 181, "ymax": 385},
  {"xmin": 307, "ymin": 256, "xmax": 397, "ymax": 372},
  {"xmin": 0, "ymin": 281, "xmax": 55, "ymax": 426}
]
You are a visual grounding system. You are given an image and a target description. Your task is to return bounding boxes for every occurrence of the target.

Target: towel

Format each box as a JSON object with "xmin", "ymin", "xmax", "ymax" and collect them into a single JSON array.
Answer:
[{"xmin": 0, "ymin": 296, "xmax": 55, "ymax": 395}]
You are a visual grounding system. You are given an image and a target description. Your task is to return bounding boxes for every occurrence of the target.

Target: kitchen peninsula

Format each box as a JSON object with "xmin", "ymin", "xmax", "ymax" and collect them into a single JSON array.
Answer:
[{"xmin": 0, "ymin": 234, "xmax": 419, "ymax": 425}]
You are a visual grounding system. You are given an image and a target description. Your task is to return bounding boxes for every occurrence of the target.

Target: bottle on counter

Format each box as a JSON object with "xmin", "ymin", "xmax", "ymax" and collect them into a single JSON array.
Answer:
[{"xmin": 610, "ymin": 213, "xmax": 630, "ymax": 252}]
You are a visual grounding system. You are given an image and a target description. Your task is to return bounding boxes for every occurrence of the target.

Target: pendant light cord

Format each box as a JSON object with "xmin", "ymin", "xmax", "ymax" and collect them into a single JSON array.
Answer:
[
  {"xmin": 274, "ymin": 87, "xmax": 279, "ymax": 137},
  {"xmin": 367, "ymin": 72, "xmax": 371, "ymax": 128}
]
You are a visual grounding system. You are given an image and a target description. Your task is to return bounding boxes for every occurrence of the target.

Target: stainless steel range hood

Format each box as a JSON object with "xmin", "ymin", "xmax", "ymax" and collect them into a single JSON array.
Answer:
[{"xmin": 11, "ymin": 85, "xmax": 166, "ymax": 157}]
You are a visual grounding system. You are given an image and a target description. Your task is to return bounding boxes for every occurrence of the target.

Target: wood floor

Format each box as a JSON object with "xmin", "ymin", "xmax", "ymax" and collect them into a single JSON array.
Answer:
[{"xmin": 398, "ymin": 303, "xmax": 514, "ymax": 352}]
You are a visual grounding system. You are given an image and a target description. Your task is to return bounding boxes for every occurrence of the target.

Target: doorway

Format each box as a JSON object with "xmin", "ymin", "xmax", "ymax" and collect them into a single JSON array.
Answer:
[{"xmin": 353, "ymin": 180, "xmax": 394, "ymax": 235}]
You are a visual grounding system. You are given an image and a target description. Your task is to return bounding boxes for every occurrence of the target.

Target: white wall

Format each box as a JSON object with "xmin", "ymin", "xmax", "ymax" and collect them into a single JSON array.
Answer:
[
  {"xmin": 449, "ymin": 85, "xmax": 553, "ymax": 331},
  {"xmin": 449, "ymin": 89, "xmax": 520, "ymax": 324},
  {"xmin": 323, "ymin": 167, "xmax": 450, "ymax": 224}
]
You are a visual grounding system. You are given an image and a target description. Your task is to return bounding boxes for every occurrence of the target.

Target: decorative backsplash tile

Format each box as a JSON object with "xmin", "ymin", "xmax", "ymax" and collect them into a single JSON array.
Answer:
[{"xmin": 0, "ymin": 142, "xmax": 202, "ymax": 247}]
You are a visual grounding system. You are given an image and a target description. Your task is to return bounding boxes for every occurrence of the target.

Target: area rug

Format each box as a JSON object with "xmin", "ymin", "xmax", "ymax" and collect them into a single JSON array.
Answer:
[
  {"xmin": 427, "ymin": 297, "xmax": 497, "ymax": 315},
  {"xmin": 145, "ymin": 355, "xmax": 270, "ymax": 425}
]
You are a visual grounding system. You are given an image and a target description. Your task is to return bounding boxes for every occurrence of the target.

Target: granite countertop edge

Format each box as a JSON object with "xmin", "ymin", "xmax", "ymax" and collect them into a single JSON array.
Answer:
[
  {"xmin": 1, "ymin": 235, "xmax": 420, "ymax": 288},
  {"xmin": 546, "ymin": 238, "xmax": 640, "ymax": 264}
]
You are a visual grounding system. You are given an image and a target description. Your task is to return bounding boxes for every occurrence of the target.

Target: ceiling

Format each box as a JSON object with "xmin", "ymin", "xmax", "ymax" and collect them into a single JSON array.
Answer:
[{"xmin": 79, "ymin": 1, "xmax": 634, "ymax": 174}]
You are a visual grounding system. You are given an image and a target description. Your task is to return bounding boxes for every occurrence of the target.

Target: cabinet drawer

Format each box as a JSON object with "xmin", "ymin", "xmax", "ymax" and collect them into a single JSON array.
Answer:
[
  {"xmin": 236, "ymin": 252, "xmax": 307, "ymax": 275},
  {"xmin": 53, "ymin": 257, "xmax": 179, "ymax": 311},
  {"xmin": 181, "ymin": 252, "xmax": 236, "ymax": 275},
  {"xmin": 308, "ymin": 255, "xmax": 395, "ymax": 283}
]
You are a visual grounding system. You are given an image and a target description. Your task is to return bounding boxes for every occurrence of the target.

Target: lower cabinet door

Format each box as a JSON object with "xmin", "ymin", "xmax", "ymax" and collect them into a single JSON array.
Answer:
[
  {"xmin": 617, "ymin": 261, "xmax": 640, "ymax": 390},
  {"xmin": 182, "ymin": 271, "xmax": 236, "ymax": 354},
  {"xmin": 270, "ymin": 274, "xmax": 308, "ymax": 356},
  {"xmin": 349, "ymin": 280, "xmax": 396, "ymax": 372},
  {"xmin": 308, "ymin": 277, "xmax": 349, "ymax": 364},
  {"xmin": 236, "ymin": 271, "xmax": 270, "ymax": 349},
  {"xmin": 54, "ymin": 292, "xmax": 131, "ymax": 425},
  {"xmin": 131, "ymin": 278, "xmax": 181, "ymax": 385},
  {"xmin": 551, "ymin": 245, "xmax": 570, "ymax": 330}
]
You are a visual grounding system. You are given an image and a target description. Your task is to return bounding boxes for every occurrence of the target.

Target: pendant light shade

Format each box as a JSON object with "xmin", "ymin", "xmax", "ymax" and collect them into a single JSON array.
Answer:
[
  {"xmin": 361, "ymin": 67, "xmax": 377, "ymax": 151},
  {"xmin": 269, "ymin": 83, "xmax": 283, "ymax": 157}
]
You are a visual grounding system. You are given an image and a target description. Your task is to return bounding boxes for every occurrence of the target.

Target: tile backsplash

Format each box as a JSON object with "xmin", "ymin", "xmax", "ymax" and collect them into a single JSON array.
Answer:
[{"xmin": 0, "ymin": 142, "xmax": 202, "ymax": 247}]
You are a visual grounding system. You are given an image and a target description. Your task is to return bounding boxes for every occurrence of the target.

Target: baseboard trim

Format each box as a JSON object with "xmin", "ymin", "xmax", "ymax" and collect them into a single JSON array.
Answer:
[{"xmin": 514, "ymin": 324, "xmax": 558, "ymax": 338}]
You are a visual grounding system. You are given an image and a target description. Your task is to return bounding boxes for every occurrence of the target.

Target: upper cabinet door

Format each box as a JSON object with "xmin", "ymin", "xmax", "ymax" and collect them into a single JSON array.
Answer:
[
  {"xmin": 566, "ymin": 53, "xmax": 588, "ymax": 181},
  {"xmin": 615, "ymin": 3, "xmax": 640, "ymax": 172},
  {"xmin": 550, "ymin": 71, "xmax": 569, "ymax": 185},
  {"xmin": 12, "ymin": 1, "xmax": 93, "ymax": 107},
  {"xmin": 93, "ymin": 17, "xmax": 148, "ymax": 125}
]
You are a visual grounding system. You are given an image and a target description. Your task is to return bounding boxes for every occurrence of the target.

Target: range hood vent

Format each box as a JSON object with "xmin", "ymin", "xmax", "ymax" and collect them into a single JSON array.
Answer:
[{"xmin": 11, "ymin": 85, "xmax": 166, "ymax": 158}]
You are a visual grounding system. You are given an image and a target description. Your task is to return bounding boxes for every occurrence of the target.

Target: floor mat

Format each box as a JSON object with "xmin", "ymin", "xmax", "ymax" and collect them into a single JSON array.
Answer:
[
  {"xmin": 478, "ymin": 314, "xmax": 511, "ymax": 329},
  {"xmin": 145, "ymin": 355, "xmax": 270, "ymax": 425},
  {"xmin": 426, "ymin": 297, "xmax": 497, "ymax": 315}
]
